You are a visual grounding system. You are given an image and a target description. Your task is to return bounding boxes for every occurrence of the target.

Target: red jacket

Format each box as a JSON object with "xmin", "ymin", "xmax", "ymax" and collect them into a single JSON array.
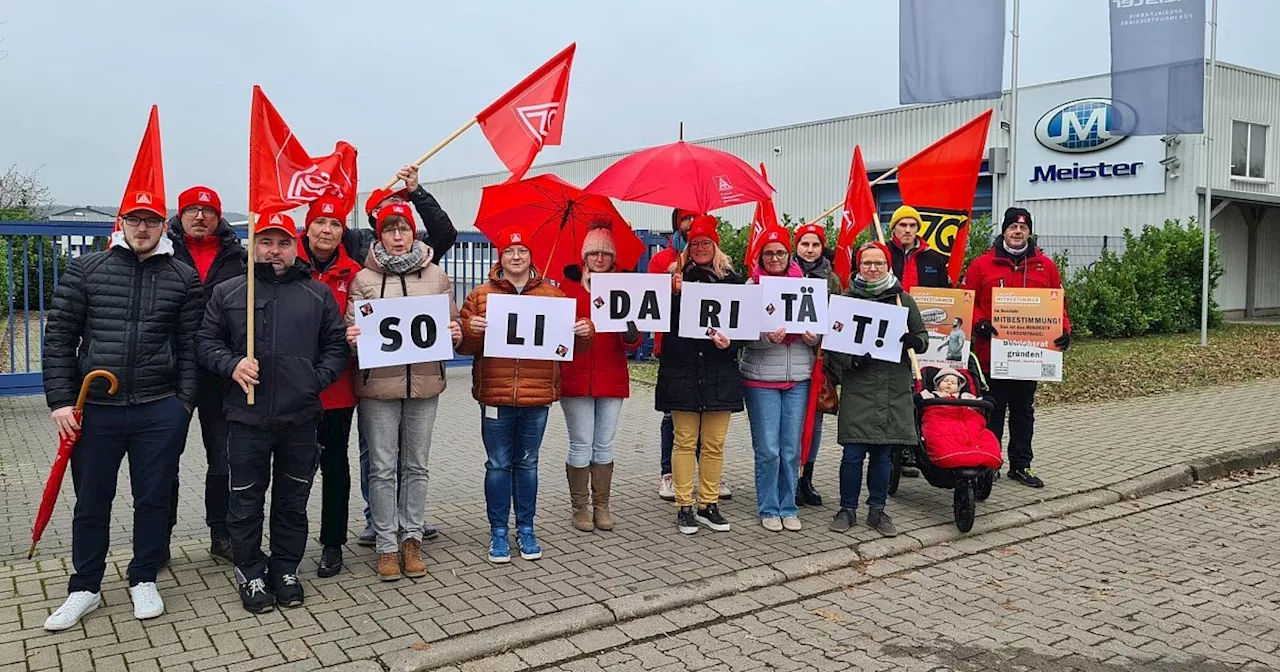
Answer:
[
  {"xmin": 297, "ymin": 239, "xmax": 361, "ymax": 410},
  {"xmin": 921, "ymin": 403, "xmax": 1003, "ymax": 470},
  {"xmin": 646, "ymin": 239, "xmax": 681, "ymax": 356},
  {"xmin": 961, "ymin": 240, "xmax": 1071, "ymax": 369},
  {"xmin": 559, "ymin": 278, "xmax": 637, "ymax": 398}
]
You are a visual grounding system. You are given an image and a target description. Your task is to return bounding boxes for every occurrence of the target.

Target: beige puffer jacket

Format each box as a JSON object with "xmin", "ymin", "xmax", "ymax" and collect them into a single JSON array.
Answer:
[{"xmin": 345, "ymin": 242, "xmax": 459, "ymax": 400}]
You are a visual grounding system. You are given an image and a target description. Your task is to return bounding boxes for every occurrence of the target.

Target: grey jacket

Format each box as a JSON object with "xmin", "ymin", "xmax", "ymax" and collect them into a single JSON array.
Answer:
[{"xmin": 740, "ymin": 336, "xmax": 815, "ymax": 384}]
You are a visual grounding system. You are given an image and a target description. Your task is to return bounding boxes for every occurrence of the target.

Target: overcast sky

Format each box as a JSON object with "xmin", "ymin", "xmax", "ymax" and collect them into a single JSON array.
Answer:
[{"xmin": 2, "ymin": 0, "xmax": 1278, "ymax": 210}]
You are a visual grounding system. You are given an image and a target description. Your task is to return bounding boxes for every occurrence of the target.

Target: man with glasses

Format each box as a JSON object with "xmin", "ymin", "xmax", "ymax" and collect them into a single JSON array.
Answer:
[
  {"xmin": 42, "ymin": 189, "xmax": 204, "ymax": 631},
  {"xmin": 166, "ymin": 186, "xmax": 247, "ymax": 562}
]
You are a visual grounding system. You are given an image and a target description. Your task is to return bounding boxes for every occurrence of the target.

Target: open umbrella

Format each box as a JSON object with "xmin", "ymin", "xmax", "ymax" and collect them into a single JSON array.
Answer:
[
  {"xmin": 583, "ymin": 140, "xmax": 774, "ymax": 214},
  {"xmin": 28, "ymin": 369, "xmax": 118, "ymax": 559},
  {"xmin": 475, "ymin": 174, "xmax": 646, "ymax": 287}
]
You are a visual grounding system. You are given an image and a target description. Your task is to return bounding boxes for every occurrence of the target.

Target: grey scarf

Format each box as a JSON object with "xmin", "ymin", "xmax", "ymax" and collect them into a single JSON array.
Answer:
[{"xmin": 372, "ymin": 241, "xmax": 426, "ymax": 275}]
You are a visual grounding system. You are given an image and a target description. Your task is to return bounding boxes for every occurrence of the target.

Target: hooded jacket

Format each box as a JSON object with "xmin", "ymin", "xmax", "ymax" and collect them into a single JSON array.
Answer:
[{"xmin": 889, "ymin": 236, "xmax": 951, "ymax": 291}]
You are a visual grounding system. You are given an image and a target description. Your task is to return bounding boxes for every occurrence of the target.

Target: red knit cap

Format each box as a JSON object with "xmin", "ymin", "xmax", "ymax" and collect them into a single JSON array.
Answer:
[
  {"xmin": 794, "ymin": 223, "xmax": 825, "ymax": 246},
  {"xmin": 855, "ymin": 241, "xmax": 892, "ymax": 269},
  {"xmin": 687, "ymin": 215, "xmax": 720, "ymax": 246},
  {"xmin": 494, "ymin": 226, "xmax": 531, "ymax": 255},
  {"xmin": 757, "ymin": 224, "xmax": 792, "ymax": 254},
  {"xmin": 306, "ymin": 195, "xmax": 350, "ymax": 229},
  {"xmin": 177, "ymin": 186, "xmax": 221, "ymax": 215},
  {"xmin": 375, "ymin": 203, "xmax": 416, "ymax": 237}
]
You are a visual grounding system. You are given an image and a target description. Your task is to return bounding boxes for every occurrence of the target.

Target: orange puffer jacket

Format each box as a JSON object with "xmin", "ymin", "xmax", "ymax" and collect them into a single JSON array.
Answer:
[{"xmin": 457, "ymin": 264, "xmax": 594, "ymax": 407}]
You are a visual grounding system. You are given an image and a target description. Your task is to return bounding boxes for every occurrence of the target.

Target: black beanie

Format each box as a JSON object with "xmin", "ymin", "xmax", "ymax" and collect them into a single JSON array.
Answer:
[{"xmin": 1002, "ymin": 207, "xmax": 1032, "ymax": 234}]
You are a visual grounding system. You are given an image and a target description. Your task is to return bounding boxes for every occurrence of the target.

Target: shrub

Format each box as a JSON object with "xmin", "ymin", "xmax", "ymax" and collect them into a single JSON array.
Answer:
[{"xmin": 0, "ymin": 236, "xmax": 68, "ymax": 317}]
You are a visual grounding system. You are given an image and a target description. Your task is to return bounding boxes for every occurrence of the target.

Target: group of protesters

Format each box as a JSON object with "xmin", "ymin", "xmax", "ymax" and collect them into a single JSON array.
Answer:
[{"xmin": 39, "ymin": 168, "xmax": 1069, "ymax": 629}]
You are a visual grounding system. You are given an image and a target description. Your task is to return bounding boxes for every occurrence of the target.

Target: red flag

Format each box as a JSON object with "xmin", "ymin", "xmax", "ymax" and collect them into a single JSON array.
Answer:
[
  {"xmin": 477, "ymin": 43, "xmax": 576, "ymax": 182},
  {"xmin": 249, "ymin": 86, "xmax": 359, "ymax": 216},
  {"xmin": 744, "ymin": 163, "xmax": 778, "ymax": 271},
  {"xmin": 896, "ymin": 109, "xmax": 993, "ymax": 284},
  {"xmin": 834, "ymin": 146, "xmax": 876, "ymax": 289}
]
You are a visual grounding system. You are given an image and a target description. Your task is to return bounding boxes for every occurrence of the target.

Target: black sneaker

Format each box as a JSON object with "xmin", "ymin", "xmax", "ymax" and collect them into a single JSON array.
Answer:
[
  {"xmin": 210, "ymin": 535, "xmax": 233, "ymax": 563},
  {"xmin": 271, "ymin": 573, "xmax": 304, "ymax": 608},
  {"xmin": 317, "ymin": 545, "xmax": 343, "ymax": 578},
  {"xmin": 1008, "ymin": 468, "xmax": 1044, "ymax": 488},
  {"xmin": 677, "ymin": 506, "xmax": 698, "ymax": 535},
  {"xmin": 696, "ymin": 504, "xmax": 731, "ymax": 532},
  {"xmin": 239, "ymin": 577, "xmax": 275, "ymax": 614}
]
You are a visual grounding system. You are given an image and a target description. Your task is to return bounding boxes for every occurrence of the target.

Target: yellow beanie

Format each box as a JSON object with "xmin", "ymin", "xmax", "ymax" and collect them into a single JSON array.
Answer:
[{"xmin": 890, "ymin": 205, "xmax": 923, "ymax": 229}]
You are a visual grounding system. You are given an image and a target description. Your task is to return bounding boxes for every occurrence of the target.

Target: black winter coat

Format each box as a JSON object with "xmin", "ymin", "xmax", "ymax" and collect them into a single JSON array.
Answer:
[
  {"xmin": 654, "ymin": 263, "xmax": 747, "ymax": 414},
  {"xmin": 197, "ymin": 260, "xmax": 349, "ymax": 429},
  {"xmin": 43, "ymin": 242, "xmax": 204, "ymax": 409},
  {"xmin": 166, "ymin": 217, "xmax": 247, "ymax": 290},
  {"xmin": 342, "ymin": 186, "xmax": 457, "ymax": 266},
  {"xmin": 889, "ymin": 238, "xmax": 951, "ymax": 290}
]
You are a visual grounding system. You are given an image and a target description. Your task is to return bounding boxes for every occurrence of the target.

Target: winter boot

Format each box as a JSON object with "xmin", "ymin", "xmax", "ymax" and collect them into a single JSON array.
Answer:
[
  {"xmin": 797, "ymin": 461, "xmax": 822, "ymax": 506},
  {"xmin": 591, "ymin": 462, "xmax": 615, "ymax": 531},
  {"xmin": 566, "ymin": 465, "xmax": 594, "ymax": 532}
]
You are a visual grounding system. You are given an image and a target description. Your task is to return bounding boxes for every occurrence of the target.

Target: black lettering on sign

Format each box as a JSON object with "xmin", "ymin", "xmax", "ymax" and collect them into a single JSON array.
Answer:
[
  {"xmin": 875, "ymin": 320, "xmax": 888, "ymax": 348},
  {"xmin": 380, "ymin": 317, "xmax": 403, "ymax": 352},
  {"xmin": 781, "ymin": 293, "xmax": 797, "ymax": 321},
  {"xmin": 410, "ymin": 314, "xmax": 437, "ymax": 348},
  {"xmin": 637, "ymin": 291, "xmax": 660, "ymax": 320},
  {"xmin": 851, "ymin": 315, "xmax": 873, "ymax": 343},
  {"xmin": 506, "ymin": 314, "xmax": 524, "ymax": 346},
  {"xmin": 506, "ymin": 312, "xmax": 547, "ymax": 347},
  {"xmin": 609, "ymin": 291, "xmax": 631, "ymax": 319},
  {"xmin": 728, "ymin": 300, "xmax": 740, "ymax": 329},
  {"xmin": 700, "ymin": 300, "xmax": 722, "ymax": 328},
  {"xmin": 797, "ymin": 286, "xmax": 818, "ymax": 323}
]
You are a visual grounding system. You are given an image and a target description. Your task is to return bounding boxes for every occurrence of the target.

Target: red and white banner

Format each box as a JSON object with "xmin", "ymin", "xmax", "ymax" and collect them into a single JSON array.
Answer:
[
  {"xmin": 249, "ymin": 86, "xmax": 358, "ymax": 216},
  {"xmin": 477, "ymin": 43, "xmax": 576, "ymax": 182}
]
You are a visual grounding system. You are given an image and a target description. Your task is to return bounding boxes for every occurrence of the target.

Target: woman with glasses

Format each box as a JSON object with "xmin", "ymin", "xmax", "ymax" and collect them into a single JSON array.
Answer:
[
  {"xmin": 740, "ymin": 226, "xmax": 821, "ymax": 532},
  {"xmin": 825, "ymin": 242, "xmax": 928, "ymax": 538},
  {"xmin": 790, "ymin": 223, "xmax": 841, "ymax": 508},
  {"xmin": 344, "ymin": 203, "xmax": 462, "ymax": 582}
]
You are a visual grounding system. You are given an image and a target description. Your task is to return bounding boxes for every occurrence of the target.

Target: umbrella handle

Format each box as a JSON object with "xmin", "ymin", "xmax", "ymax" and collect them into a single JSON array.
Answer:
[{"xmin": 75, "ymin": 370, "xmax": 119, "ymax": 414}]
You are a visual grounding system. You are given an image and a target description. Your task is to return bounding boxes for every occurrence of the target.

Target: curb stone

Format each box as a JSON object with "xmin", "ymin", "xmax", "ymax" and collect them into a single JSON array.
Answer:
[{"xmin": 382, "ymin": 442, "xmax": 1280, "ymax": 671}]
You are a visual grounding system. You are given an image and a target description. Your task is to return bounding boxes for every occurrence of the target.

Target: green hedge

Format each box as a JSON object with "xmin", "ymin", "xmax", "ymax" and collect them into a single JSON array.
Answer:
[{"xmin": 0, "ymin": 236, "xmax": 68, "ymax": 317}]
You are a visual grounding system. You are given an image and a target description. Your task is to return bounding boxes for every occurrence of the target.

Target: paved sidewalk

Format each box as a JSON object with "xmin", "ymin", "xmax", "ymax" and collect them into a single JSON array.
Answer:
[{"xmin": 0, "ymin": 373, "xmax": 1275, "ymax": 672}]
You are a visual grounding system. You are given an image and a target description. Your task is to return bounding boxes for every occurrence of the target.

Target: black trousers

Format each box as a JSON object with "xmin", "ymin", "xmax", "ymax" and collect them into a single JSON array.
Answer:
[
  {"xmin": 317, "ymin": 407, "xmax": 355, "ymax": 547},
  {"xmin": 986, "ymin": 378, "xmax": 1038, "ymax": 471},
  {"xmin": 227, "ymin": 418, "xmax": 320, "ymax": 581},
  {"xmin": 170, "ymin": 382, "xmax": 230, "ymax": 536},
  {"xmin": 70, "ymin": 397, "xmax": 187, "ymax": 592}
]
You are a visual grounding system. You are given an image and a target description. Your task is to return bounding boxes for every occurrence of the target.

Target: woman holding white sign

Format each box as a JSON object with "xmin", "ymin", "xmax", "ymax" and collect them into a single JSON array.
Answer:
[
  {"xmin": 791, "ymin": 222, "xmax": 842, "ymax": 508},
  {"xmin": 741, "ymin": 227, "xmax": 820, "ymax": 532},
  {"xmin": 825, "ymin": 242, "xmax": 928, "ymax": 538},
  {"xmin": 656, "ymin": 216, "xmax": 744, "ymax": 536},
  {"xmin": 344, "ymin": 203, "xmax": 462, "ymax": 582},
  {"xmin": 558, "ymin": 222, "xmax": 642, "ymax": 532}
]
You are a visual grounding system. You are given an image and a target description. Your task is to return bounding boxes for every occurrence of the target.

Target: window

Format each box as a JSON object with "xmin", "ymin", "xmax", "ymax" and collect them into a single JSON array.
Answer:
[{"xmin": 1231, "ymin": 121, "xmax": 1267, "ymax": 179}]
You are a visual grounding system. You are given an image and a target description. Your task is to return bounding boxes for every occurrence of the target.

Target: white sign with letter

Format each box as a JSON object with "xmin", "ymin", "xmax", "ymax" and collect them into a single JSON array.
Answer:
[
  {"xmin": 483, "ymin": 294, "xmax": 577, "ymax": 361},
  {"xmin": 353, "ymin": 295, "xmax": 454, "ymax": 368},
  {"xmin": 823, "ymin": 295, "xmax": 909, "ymax": 363},
  {"xmin": 676, "ymin": 282, "xmax": 762, "ymax": 341},
  {"xmin": 758, "ymin": 277, "xmax": 828, "ymax": 335},
  {"xmin": 589, "ymin": 273, "xmax": 671, "ymax": 333}
]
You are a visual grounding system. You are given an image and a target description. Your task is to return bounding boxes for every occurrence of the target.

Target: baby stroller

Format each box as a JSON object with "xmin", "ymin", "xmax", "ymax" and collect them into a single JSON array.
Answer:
[{"xmin": 889, "ymin": 355, "xmax": 1000, "ymax": 533}]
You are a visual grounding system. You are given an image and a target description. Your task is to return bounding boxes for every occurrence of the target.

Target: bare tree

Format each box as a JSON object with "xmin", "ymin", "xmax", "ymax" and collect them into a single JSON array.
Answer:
[{"xmin": 0, "ymin": 165, "xmax": 54, "ymax": 219}]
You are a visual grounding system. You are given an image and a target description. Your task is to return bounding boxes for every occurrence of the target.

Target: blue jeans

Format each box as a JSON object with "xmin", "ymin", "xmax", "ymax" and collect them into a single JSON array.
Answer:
[
  {"xmin": 744, "ymin": 384, "xmax": 808, "ymax": 518},
  {"xmin": 561, "ymin": 397, "xmax": 624, "ymax": 467},
  {"xmin": 839, "ymin": 443, "xmax": 893, "ymax": 510},
  {"xmin": 481, "ymin": 404, "xmax": 549, "ymax": 531}
]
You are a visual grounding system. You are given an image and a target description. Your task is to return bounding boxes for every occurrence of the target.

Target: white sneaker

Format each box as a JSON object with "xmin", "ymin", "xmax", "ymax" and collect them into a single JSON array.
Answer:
[
  {"xmin": 761, "ymin": 517, "xmax": 783, "ymax": 532},
  {"xmin": 719, "ymin": 480, "xmax": 733, "ymax": 500},
  {"xmin": 658, "ymin": 474, "xmax": 675, "ymax": 501},
  {"xmin": 44, "ymin": 591, "xmax": 101, "ymax": 631},
  {"xmin": 782, "ymin": 515, "xmax": 803, "ymax": 532},
  {"xmin": 129, "ymin": 582, "xmax": 164, "ymax": 620}
]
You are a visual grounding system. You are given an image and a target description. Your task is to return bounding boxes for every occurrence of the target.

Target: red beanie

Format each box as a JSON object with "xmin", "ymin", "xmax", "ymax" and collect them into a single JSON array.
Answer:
[
  {"xmin": 688, "ymin": 215, "xmax": 720, "ymax": 246},
  {"xmin": 178, "ymin": 186, "xmax": 221, "ymax": 216},
  {"xmin": 757, "ymin": 224, "xmax": 792, "ymax": 254},
  {"xmin": 794, "ymin": 223, "xmax": 825, "ymax": 246},
  {"xmin": 494, "ymin": 226, "xmax": 531, "ymax": 255},
  {"xmin": 855, "ymin": 241, "xmax": 892, "ymax": 269},
  {"xmin": 306, "ymin": 195, "xmax": 350, "ymax": 229},
  {"xmin": 375, "ymin": 203, "xmax": 416, "ymax": 237},
  {"xmin": 365, "ymin": 187, "xmax": 408, "ymax": 216}
]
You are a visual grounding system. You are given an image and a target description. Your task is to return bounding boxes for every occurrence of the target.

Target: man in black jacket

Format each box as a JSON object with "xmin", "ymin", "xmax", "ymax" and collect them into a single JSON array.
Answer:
[
  {"xmin": 165, "ymin": 185, "xmax": 247, "ymax": 561},
  {"xmin": 41, "ymin": 190, "xmax": 204, "ymax": 631},
  {"xmin": 197, "ymin": 212, "xmax": 348, "ymax": 614}
]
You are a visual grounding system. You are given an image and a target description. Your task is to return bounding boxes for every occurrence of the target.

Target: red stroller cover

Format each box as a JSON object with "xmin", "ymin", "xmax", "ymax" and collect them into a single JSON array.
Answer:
[{"xmin": 921, "ymin": 404, "xmax": 1004, "ymax": 470}]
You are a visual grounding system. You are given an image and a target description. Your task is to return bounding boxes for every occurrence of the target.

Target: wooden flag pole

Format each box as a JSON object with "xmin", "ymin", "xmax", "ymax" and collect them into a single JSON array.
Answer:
[
  {"xmin": 380, "ymin": 117, "xmax": 478, "ymax": 191},
  {"xmin": 246, "ymin": 212, "xmax": 256, "ymax": 406},
  {"xmin": 805, "ymin": 163, "xmax": 902, "ymax": 224},
  {"xmin": 869, "ymin": 210, "xmax": 923, "ymax": 382}
]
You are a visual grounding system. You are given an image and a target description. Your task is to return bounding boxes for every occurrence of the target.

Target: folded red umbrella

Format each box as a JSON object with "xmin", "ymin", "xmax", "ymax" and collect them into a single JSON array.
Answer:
[
  {"xmin": 29, "ymin": 369, "xmax": 119, "ymax": 559},
  {"xmin": 476, "ymin": 173, "xmax": 646, "ymax": 287},
  {"xmin": 583, "ymin": 140, "xmax": 774, "ymax": 213},
  {"xmin": 800, "ymin": 355, "xmax": 826, "ymax": 465}
]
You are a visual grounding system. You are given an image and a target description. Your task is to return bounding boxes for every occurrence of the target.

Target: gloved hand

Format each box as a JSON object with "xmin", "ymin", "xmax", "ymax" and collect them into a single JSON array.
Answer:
[
  {"xmin": 1054, "ymin": 330, "xmax": 1072, "ymax": 351},
  {"xmin": 899, "ymin": 332, "xmax": 923, "ymax": 358},
  {"xmin": 852, "ymin": 352, "xmax": 875, "ymax": 368},
  {"xmin": 562, "ymin": 264, "xmax": 583, "ymax": 283},
  {"xmin": 973, "ymin": 320, "xmax": 998, "ymax": 339},
  {"xmin": 623, "ymin": 320, "xmax": 641, "ymax": 345}
]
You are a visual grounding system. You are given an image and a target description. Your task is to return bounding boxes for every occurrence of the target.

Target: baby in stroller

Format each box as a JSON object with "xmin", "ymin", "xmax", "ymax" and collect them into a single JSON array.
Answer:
[{"xmin": 918, "ymin": 367, "xmax": 1003, "ymax": 470}]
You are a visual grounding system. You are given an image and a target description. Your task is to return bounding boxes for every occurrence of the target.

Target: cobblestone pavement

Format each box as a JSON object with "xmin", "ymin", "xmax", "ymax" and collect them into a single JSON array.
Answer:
[
  {"xmin": 0, "ymin": 374, "xmax": 1275, "ymax": 671},
  {"xmin": 474, "ymin": 475, "xmax": 1280, "ymax": 672}
]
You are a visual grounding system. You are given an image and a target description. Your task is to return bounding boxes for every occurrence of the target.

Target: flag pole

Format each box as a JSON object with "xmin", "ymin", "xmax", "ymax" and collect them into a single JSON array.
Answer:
[
  {"xmin": 805, "ymin": 166, "xmax": 901, "ymax": 224},
  {"xmin": 246, "ymin": 212, "xmax": 256, "ymax": 406},
  {"xmin": 870, "ymin": 211, "xmax": 923, "ymax": 381},
  {"xmin": 1200, "ymin": 0, "xmax": 1218, "ymax": 347},
  {"xmin": 1007, "ymin": 0, "xmax": 1021, "ymax": 211},
  {"xmin": 380, "ymin": 117, "xmax": 478, "ymax": 191}
]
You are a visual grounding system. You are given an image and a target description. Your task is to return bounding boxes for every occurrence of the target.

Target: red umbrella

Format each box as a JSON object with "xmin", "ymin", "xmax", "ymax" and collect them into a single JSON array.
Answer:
[
  {"xmin": 28, "ymin": 369, "xmax": 118, "ymax": 559},
  {"xmin": 583, "ymin": 140, "xmax": 775, "ymax": 213},
  {"xmin": 475, "ymin": 174, "xmax": 647, "ymax": 287},
  {"xmin": 799, "ymin": 355, "xmax": 826, "ymax": 464}
]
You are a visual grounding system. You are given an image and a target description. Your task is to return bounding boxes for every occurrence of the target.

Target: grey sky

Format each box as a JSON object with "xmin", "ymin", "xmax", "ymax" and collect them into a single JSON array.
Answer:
[{"xmin": 2, "ymin": 0, "xmax": 1278, "ymax": 210}]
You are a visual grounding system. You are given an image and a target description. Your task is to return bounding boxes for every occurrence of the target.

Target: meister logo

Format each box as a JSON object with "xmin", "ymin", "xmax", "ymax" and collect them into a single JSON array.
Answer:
[{"xmin": 1034, "ymin": 98, "xmax": 1129, "ymax": 154}]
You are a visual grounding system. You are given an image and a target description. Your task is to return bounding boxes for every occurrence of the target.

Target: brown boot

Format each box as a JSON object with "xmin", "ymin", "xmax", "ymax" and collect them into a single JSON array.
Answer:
[
  {"xmin": 566, "ymin": 464, "xmax": 594, "ymax": 532},
  {"xmin": 401, "ymin": 539, "xmax": 427, "ymax": 578},
  {"xmin": 378, "ymin": 552, "xmax": 401, "ymax": 582},
  {"xmin": 591, "ymin": 462, "xmax": 615, "ymax": 531}
]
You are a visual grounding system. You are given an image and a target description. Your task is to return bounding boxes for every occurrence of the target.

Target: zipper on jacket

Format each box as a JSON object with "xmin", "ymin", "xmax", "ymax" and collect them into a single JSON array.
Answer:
[
  {"xmin": 267, "ymin": 279, "xmax": 279, "ymax": 419},
  {"xmin": 399, "ymin": 274, "xmax": 413, "ymax": 399},
  {"xmin": 149, "ymin": 274, "xmax": 158, "ymax": 314},
  {"xmin": 125, "ymin": 260, "xmax": 144, "ymax": 403},
  {"xmin": 512, "ymin": 358, "xmax": 521, "ymax": 406}
]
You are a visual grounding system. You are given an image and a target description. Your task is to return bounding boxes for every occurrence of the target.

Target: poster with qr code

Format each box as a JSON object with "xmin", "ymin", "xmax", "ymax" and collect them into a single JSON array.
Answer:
[{"xmin": 990, "ymin": 288, "xmax": 1064, "ymax": 382}]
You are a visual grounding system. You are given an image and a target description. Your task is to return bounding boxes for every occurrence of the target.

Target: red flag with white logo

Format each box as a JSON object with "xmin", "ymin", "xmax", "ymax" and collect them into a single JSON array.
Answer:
[
  {"xmin": 476, "ymin": 43, "xmax": 575, "ymax": 182},
  {"xmin": 834, "ymin": 146, "xmax": 875, "ymax": 289},
  {"xmin": 249, "ymin": 86, "xmax": 358, "ymax": 216},
  {"xmin": 744, "ymin": 163, "xmax": 778, "ymax": 271}
]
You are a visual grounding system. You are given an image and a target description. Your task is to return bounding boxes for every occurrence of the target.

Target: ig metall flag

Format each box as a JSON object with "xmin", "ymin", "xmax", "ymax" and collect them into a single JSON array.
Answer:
[
  {"xmin": 1109, "ymin": 0, "xmax": 1206, "ymax": 136},
  {"xmin": 899, "ymin": 0, "xmax": 1005, "ymax": 105}
]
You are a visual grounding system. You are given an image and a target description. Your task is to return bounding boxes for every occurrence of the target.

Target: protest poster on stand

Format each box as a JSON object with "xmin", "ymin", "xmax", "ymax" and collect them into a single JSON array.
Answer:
[
  {"xmin": 758, "ymin": 277, "xmax": 828, "ymax": 335},
  {"xmin": 353, "ymin": 295, "xmax": 454, "ymax": 368},
  {"xmin": 823, "ymin": 295, "xmax": 909, "ymax": 362},
  {"xmin": 909, "ymin": 287, "xmax": 975, "ymax": 370},
  {"xmin": 676, "ymin": 282, "xmax": 763, "ymax": 341},
  {"xmin": 483, "ymin": 294, "xmax": 578, "ymax": 361},
  {"xmin": 589, "ymin": 273, "xmax": 671, "ymax": 333},
  {"xmin": 990, "ymin": 287, "xmax": 1065, "ymax": 382}
]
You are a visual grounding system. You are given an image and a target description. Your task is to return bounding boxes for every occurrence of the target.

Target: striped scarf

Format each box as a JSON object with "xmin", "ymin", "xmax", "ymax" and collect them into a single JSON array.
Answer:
[{"xmin": 852, "ymin": 272, "xmax": 898, "ymax": 296}]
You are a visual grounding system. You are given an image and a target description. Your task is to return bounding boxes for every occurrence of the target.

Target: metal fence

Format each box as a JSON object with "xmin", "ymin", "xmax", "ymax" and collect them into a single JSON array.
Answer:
[
  {"xmin": 1027, "ymin": 235, "xmax": 1127, "ymax": 275},
  {"xmin": 0, "ymin": 221, "xmax": 669, "ymax": 397}
]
